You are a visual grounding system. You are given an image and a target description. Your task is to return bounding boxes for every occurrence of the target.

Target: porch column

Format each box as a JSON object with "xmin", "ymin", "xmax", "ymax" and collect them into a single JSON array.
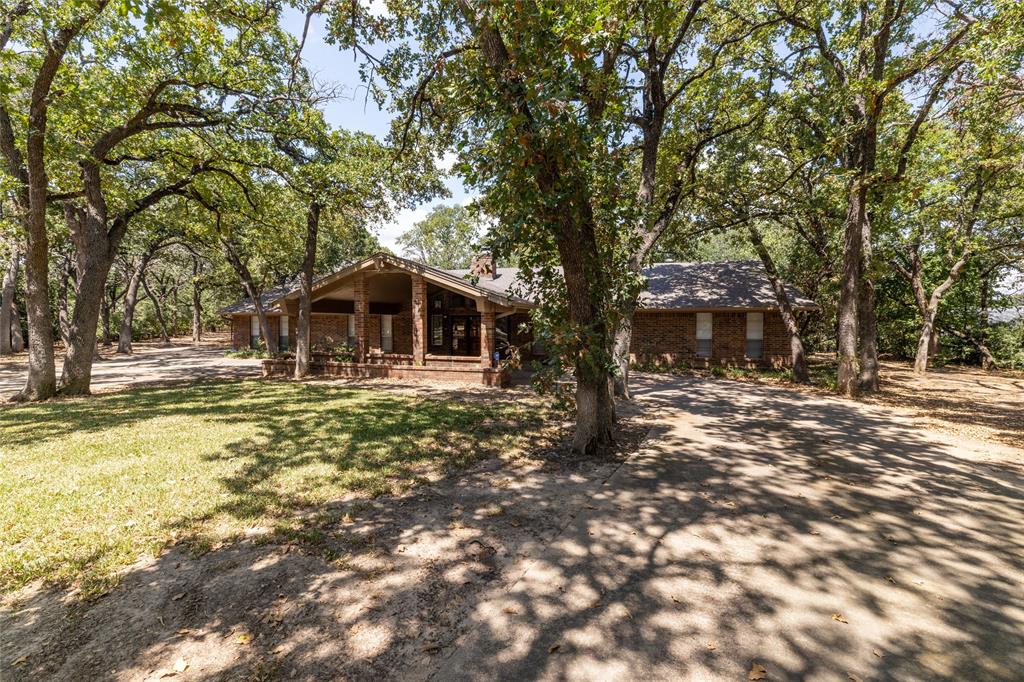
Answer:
[
  {"xmin": 480, "ymin": 300, "xmax": 496, "ymax": 368},
  {"xmin": 354, "ymin": 272, "xmax": 369, "ymax": 362},
  {"xmin": 411, "ymin": 274, "xmax": 427, "ymax": 365}
]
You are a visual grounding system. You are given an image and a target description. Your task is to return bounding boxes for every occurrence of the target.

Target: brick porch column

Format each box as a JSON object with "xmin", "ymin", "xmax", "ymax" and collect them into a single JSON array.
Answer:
[
  {"xmin": 479, "ymin": 301, "xmax": 496, "ymax": 368},
  {"xmin": 354, "ymin": 272, "xmax": 369, "ymax": 362},
  {"xmin": 411, "ymin": 274, "xmax": 427, "ymax": 365}
]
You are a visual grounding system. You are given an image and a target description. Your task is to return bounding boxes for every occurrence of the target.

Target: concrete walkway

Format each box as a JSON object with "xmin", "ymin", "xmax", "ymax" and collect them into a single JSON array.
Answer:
[
  {"xmin": 0, "ymin": 343, "xmax": 260, "ymax": 397},
  {"xmin": 435, "ymin": 374, "xmax": 1024, "ymax": 681}
]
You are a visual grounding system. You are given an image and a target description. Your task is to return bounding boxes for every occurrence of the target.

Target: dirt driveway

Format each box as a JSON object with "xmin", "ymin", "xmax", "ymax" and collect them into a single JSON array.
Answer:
[
  {"xmin": 0, "ymin": 340, "xmax": 260, "ymax": 397},
  {"xmin": 439, "ymin": 374, "xmax": 1024, "ymax": 681},
  {"xmin": 3, "ymin": 372, "xmax": 1022, "ymax": 681}
]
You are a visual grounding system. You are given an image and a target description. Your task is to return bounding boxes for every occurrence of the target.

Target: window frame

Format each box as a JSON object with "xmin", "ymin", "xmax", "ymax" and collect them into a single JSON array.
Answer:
[
  {"xmin": 695, "ymin": 312, "xmax": 713, "ymax": 358},
  {"xmin": 380, "ymin": 314, "xmax": 393, "ymax": 353},
  {"xmin": 278, "ymin": 315, "xmax": 289, "ymax": 351},
  {"xmin": 249, "ymin": 315, "xmax": 260, "ymax": 349},
  {"xmin": 745, "ymin": 311, "xmax": 764, "ymax": 359}
]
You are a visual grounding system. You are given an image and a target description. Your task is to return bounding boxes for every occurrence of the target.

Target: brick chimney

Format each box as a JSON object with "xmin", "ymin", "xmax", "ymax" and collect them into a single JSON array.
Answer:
[{"xmin": 470, "ymin": 253, "xmax": 497, "ymax": 279}]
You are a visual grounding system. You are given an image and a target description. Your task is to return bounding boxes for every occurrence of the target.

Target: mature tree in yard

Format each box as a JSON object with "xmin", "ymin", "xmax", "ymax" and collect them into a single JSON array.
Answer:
[
  {"xmin": 885, "ymin": 91, "xmax": 1024, "ymax": 373},
  {"xmin": 397, "ymin": 204, "xmax": 480, "ymax": 269},
  {"xmin": 771, "ymin": 0, "xmax": 1001, "ymax": 395},
  {"xmin": 321, "ymin": 0, "xmax": 781, "ymax": 449},
  {"xmin": 0, "ymin": 0, "xmax": 300, "ymax": 398}
]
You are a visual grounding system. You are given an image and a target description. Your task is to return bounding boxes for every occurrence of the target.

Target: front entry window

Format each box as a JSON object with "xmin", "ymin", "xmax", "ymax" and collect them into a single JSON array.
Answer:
[
  {"xmin": 380, "ymin": 314, "xmax": 393, "ymax": 352},
  {"xmin": 452, "ymin": 318, "xmax": 467, "ymax": 353},
  {"xmin": 430, "ymin": 315, "xmax": 444, "ymax": 347}
]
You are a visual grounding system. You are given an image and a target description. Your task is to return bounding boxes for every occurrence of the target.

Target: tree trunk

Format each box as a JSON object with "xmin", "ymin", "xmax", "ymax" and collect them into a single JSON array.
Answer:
[
  {"xmin": 836, "ymin": 180, "xmax": 866, "ymax": 396},
  {"xmin": 556, "ymin": 200, "xmax": 615, "ymax": 455},
  {"xmin": 611, "ymin": 313, "xmax": 633, "ymax": 399},
  {"xmin": 913, "ymin": 307, "xmax": 937, "ymax": 373},
  {"xmin": 58, "ymin": 243, "xmax": 112, "ymax": 395},
  {"xmin": 9, "ymin": 300, "xmax": 24, "ymax": 352},
  {"xmin": 857, "ymin": 220, "xmax": 879, "ymax": 392},
  {"xmin": 0, "ymin": 248, "xmax": 18, "ymax": 356},
  {"xmin": 295, "ymin": 201, "xmax": 320, "ymax": 379},
  {"xmin": 117, "ymin": 257, "xmax": 149, "ymax": 354},
  {"xmin": 191, "ymin": 256, "xmax": 202, "ymax": 343},
  {"xmin": 221, "ymin": 239, "xmax": 277, "ymax": 354},
  {"xmin": 57, "ymin": 253, "xmax": 74, "ymax": 347},
  {"xmin": 100, "ymin": 295, "xmax": 112, "ymax": 346},
  {"xmin": 142, "ymin": 273, "xmax": 171, "ymax": 343},
  {"xmin": 748, "ymin": 224, "xmax": 809, "ymax": 383}
]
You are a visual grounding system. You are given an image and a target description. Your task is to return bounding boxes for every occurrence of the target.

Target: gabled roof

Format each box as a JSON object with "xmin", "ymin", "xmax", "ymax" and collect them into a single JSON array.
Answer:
[
  {"xmin": 220, "ymin": 254, "xmax": 818, "ymax": 316},
  {"xmin": 638, "ymin": 261, "xmax": 818, "ymax": 311},
  {"xmin": 217, "ymin": 253, "xmax": 530, "ymax": 316}
]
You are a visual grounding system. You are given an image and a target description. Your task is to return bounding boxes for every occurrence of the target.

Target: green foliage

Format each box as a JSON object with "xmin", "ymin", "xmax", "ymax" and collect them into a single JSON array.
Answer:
[{"xmin": 397, "ymin": 204, "xmax": 481, "ymax": 268}]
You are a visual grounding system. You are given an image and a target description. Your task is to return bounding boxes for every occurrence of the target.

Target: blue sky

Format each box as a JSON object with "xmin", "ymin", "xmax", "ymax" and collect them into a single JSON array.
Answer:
[{"xmin": 279, "ymin": 8, "xmax": 472, "ymax": 252}]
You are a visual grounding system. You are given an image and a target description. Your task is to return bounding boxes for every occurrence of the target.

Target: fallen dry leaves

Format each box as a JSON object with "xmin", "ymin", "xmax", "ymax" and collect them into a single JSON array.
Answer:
[
  {"xmin": 748, "ymin": 662, "xmax": 767, "ymax": 680},
  {"xmin": 832, "ymin": 613, "xmax": 849, "ymax": 624}
]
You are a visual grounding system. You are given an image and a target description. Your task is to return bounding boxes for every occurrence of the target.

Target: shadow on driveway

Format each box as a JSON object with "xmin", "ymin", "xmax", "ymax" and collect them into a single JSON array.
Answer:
[{"xmin": 436, "ymin": 373, "xmax": 1024, "ymax": 680}]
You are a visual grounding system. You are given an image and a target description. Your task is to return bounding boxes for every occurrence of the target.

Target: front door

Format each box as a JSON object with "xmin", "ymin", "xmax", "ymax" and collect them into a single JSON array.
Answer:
[{"xmin": 450, "ymin": 316, "xmax": 480, "ymax": 356}]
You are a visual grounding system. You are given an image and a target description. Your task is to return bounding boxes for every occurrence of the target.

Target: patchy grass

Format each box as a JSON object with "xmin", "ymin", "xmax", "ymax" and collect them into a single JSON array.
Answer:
[{"xmin": 0, "ymin": 380, "xmax": 556, "ymax": 598}]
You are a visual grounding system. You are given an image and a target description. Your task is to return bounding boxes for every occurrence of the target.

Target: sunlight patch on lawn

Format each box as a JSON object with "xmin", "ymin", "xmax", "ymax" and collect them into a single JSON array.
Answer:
[{"xmin": 0, "ymin": 381, "xmax": 553, "ymax": 597}]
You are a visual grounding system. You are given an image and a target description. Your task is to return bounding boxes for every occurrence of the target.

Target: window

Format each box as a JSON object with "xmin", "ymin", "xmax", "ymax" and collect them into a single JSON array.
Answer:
[
  {"xmin": 746, "ymin": 312, "xmax": 764, "ymax": 359},
  {"xmin": 346, "ymin": 314, "xmax": 356, "ymax": 346},
  {"xmin": 380, "ymin": 314, "xmax": 393, "ymax": 352},
  {"xmin": 430, "ymin": 315, "xmax": 444, "ymax": 347},
  {"xmin": 249, "ymin": 315, "xmax": 260, "ymax": 349},
  {"xmin": 278, "ymin": 316, "xmax": 289, "ymax": 351},
  {"xmin": 696, "ymin": 312, "xmax": 712, "ymax": 358}
]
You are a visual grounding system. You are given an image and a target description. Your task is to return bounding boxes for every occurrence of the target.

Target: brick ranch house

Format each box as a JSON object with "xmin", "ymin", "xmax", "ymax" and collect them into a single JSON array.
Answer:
[{"xmin": 220, "ymin": 253, "xmax": 816, "ymax": 387}]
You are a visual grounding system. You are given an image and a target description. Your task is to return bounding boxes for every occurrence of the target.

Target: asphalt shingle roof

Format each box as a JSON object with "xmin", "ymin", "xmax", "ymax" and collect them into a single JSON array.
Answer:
[{"xmin": 220, "ymin": 256, "xmax": 816, "ymax": 315}]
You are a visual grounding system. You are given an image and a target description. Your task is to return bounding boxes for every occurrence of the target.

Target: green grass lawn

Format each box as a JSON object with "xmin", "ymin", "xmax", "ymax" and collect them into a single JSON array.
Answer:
[{"xmin": 0, "ymin": 380, "xmax": 553, "ymax": 598}]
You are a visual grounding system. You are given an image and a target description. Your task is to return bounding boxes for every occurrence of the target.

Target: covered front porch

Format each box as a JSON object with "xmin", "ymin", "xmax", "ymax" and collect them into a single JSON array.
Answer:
[{"xmin": 261, "ymin": 254, "xmax": 532, "ymax": 387}]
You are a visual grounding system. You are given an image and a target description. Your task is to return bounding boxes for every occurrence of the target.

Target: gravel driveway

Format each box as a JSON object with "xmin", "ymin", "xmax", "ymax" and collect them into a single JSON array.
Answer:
[{"xmin": 0, "ymin": 341, "xmax": 260, "ymax": 397}]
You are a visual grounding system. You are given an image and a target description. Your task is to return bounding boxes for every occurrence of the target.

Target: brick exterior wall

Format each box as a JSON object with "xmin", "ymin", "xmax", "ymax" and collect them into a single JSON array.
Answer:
[
  {"xmin": 630, "ymin": 310, "xmax": 791, "ymax": 367},
  {"xmin": 234, "ymin": 308, "xmax": 793, "ymax": 369}
]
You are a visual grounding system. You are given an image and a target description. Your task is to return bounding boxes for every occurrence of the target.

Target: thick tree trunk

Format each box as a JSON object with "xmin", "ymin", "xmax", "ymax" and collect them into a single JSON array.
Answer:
[
  {"xmin": 913, "ymin": 308, "xmax": 937, "ymax": 373},
  {"xmin": 295, "ymin": 201, "xmax": 320, "ymax": 379},
  {"xmin": 556, "ymin": 202, "xmax": 615, "ymax": 455},
  {"xmin": 118, "ymin": 259, "xmax": 148, "ymax": 353},
  {"xmin": 142, "ymin": 274, "xmax": 171, "ymax": 343},
  {"xmin": 836, "ymin": 181, "xmax": 866, "ymax": 396},
  {"xmin": 0, "ymin": 248, "xmax": 18, "ymax": 356},
  {"xmin": 18, "ymin": 206, "xmax": 57, "ymax": 400},
  {"xmin": 748, "ymin": 224, "xmax": 809, "ymax": 383},
  {"xmin": 573, "ymin": 373, "xmax": 616, "ymax": 454},
  {"xmin": 59, "ymin": 245, "xmax": 111, "ymax": 395},
  {"xmin": 857, "ymin": 219, "xmax": 879, "ymax": 392}
]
